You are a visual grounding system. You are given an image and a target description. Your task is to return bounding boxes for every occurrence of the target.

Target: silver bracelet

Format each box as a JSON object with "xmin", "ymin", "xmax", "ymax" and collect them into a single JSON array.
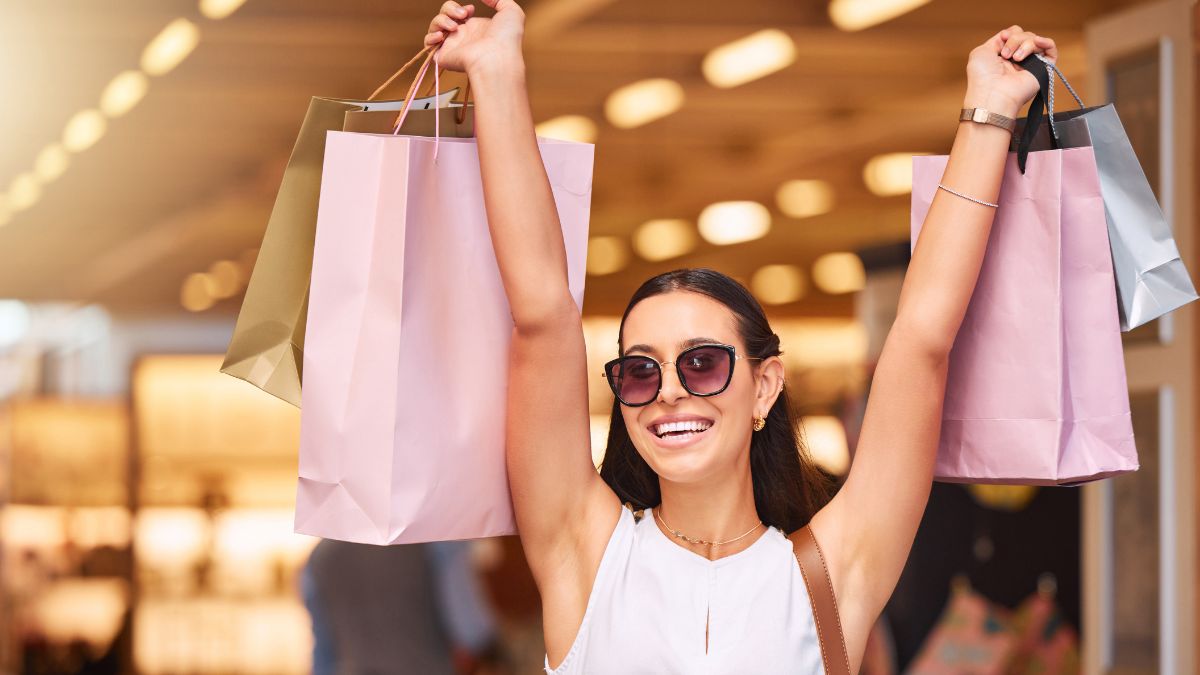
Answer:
[{"xmin": 937, "ymin": 183, "xmax": 998, "ymax": 209}]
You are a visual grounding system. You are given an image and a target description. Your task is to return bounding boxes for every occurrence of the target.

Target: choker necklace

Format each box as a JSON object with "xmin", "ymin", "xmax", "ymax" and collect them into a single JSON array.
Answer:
[{"xmin": 655, "ymin": 508, "xmax": 763, "ymax": 550}]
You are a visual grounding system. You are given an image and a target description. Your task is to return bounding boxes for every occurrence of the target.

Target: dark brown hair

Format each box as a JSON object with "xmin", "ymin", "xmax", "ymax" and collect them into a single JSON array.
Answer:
[{"xmin": 598, "ymin": 268, "xmax": 833, "ymax": 534}]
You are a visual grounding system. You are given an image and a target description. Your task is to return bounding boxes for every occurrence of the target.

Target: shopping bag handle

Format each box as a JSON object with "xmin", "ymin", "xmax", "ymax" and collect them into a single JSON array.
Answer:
[
  {"xmin": 1015, "ymin": 54, "xmax": 1086, "ymax": 174},
  {"xmin": 365, "ymin": 47, "xmax": 472, "ymax": 127},
  {"xmin": 367, "ymin": 47, "xmax": 433, "ymax": 102},
  {"xmin": 421, "ymin": 67, "xmax": 473, "ymax": 125}
]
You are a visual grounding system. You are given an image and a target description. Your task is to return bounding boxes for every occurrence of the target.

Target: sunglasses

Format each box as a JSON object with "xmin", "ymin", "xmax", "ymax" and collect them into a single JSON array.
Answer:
[{"xmin": 602, "ymin": 343, "xmax": 761, "ymax": 407}]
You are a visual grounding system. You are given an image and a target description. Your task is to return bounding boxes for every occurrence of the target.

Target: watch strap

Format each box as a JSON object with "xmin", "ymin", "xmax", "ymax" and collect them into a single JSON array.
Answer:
[{"xmin": 960, "ymin": 107, "xmax": 1016, "ymax": 133}]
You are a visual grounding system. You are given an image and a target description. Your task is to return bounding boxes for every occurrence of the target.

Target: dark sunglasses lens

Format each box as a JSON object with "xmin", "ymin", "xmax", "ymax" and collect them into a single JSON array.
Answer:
[
  {"xmin": 678, "ymin": 346, "xmax": 733, "ymax": 395},
  {"xmin": 609, "ymin": 357, "xmax": 660, "ymax": 405}
]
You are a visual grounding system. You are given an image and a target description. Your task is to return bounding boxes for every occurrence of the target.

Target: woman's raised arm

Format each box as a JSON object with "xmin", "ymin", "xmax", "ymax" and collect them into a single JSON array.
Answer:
[
  {"xmin": 426, "ymin": 0, "xmax": 619, "ymax": 605},
  {"xmin": 807, "ymin": 27, "xmax": 1057, "ymax": 669}
]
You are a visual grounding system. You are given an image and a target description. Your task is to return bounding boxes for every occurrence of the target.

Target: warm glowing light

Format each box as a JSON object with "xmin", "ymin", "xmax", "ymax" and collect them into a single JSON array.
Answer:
[
  {"xmin": 34, "ymin": 145, "xmax": 70, "ymax": 182},
  {"xmin": 69, "ymin": 508, "xmax": 133, "ymax": 549},
  {"xmin": 605, "ymin": 78, "xmax": 685, "ymax": 129},
  {"xmin": 776, "ymin": 179, "xmax": 835, "ymax": 219},
  {"xmin": 633, "ymin": 219, "xmax": 696, "ymax": 261},
  {"xmin": 698, "ymin": 201, "xmax": 771, "ymax": 245},
  {"xmin": 8, "ymin": 173, "xmax": 41, "ymax": 211},
  {"xmin": 751, "ymin": 264, "xmax": 806, "ymax": 305},
  {"xmin": 535, "ymin": 115, "xmax": 598, "ymax": 143},
  {"xmin": 1, "ymin": 506, "xmax": 66, "ymax": 547},
  {"xmin": 200, "ymin": 0, "xmax": 249, "ymax": 20},
  {"xmin": 135, "ymin": 508, "xmax": 208, "ymax": 566},
  {"xmin": 863, "ymin": 152, "xmax": 917, "ymax": 196},
  {"xmin": 813, "ymin": 252, "xmax": 866, "ymax": 294},
  {"xmin": 63, "ymin": 110, "xmax": 107, "ymax": 152},
  {"xmin": 180, "ymin": 272, "xmax": 217, "ymax": 312},
  {"xmin": 586, "ymin": 236, "xmax": 630, "ymax": 276},
  {"xmin": 141, "ymin": 18, "xmax": 200, "ymax": 76},
  {"xmin": 100, "ymin": 70, "xmax": 149, "ymax": 117},
  {"xmin": 773, "ymin": 319, "xmax": 868, "ymax": 368},
  {"xmin": 208, "ymin": 260, "xmax": 243, "ymax": 298},
  {"xmin": 702, "ymin": 29, "xmax": 796, "ymax": 88},
  {"xmin": 802, "ymin": 415, "xmax": 850, "ymax": 474},
  {"xmin": 829, "ymin": 0, "xmax": 933, "ymax": 31}
]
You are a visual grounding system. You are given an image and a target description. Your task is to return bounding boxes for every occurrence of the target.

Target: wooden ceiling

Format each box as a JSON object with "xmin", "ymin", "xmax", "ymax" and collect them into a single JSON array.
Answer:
[{"xmin": 0, "ymin": 0, "xmax": 1147, "ymax": 317}]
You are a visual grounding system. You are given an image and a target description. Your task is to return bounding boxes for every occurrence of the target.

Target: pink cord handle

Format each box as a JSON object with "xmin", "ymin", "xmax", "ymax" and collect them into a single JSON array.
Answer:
[{"xmin": 392, "ymin": 46, "xmax": 441, "ymax": 160}]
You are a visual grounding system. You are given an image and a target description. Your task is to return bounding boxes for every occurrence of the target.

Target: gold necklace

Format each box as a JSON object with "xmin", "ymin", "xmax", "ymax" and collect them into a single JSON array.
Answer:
[{"xmin": 655, "ymin": 508, "xmax": 763, "ymax": 550}]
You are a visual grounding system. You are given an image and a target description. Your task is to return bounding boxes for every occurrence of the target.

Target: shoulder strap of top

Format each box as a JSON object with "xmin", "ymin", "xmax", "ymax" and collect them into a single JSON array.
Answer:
[{"xmin": 791, "ymin": 526, "xmax": 852, "ymax": 675}]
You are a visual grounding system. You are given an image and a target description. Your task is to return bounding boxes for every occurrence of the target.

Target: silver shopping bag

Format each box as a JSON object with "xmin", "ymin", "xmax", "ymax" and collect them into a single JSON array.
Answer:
[{"xmin": 1014, "ymin": 54, "xmax": 1197, "ymax": 331}]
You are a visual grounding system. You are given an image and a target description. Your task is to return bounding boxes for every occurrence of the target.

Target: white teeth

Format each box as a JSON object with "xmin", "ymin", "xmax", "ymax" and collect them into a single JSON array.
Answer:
[{"xmin": 654, "ymin": 420, "xmax": 713, "ymax": 436}]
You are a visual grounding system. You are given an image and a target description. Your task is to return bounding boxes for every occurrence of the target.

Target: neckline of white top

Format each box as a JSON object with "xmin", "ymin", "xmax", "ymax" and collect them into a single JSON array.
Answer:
[{"xmin": 645, "ymin": 507, "xmax": 780, "ymax": 567}]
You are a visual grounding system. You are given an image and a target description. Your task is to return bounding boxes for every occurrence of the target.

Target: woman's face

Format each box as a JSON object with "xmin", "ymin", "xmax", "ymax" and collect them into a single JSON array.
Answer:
[{"xmin": 617, "ymin": 291, "xmax": 781, "ymax": 486}]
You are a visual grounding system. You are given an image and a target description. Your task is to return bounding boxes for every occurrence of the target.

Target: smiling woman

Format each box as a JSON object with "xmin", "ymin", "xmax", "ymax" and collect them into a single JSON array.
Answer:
[
  {"xmin": 599, "ymin": 269, "xmax": 829, "ymax": 534},
  {"xmin": 422, "ymin": 0, "xmax": 1058, "ymax": 671}
]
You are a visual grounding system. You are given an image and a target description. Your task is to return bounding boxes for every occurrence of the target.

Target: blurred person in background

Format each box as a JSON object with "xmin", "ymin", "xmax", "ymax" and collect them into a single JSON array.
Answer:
[{"xmin": 302, "ymin": 539, "xmax": 503, "ymax": 675}]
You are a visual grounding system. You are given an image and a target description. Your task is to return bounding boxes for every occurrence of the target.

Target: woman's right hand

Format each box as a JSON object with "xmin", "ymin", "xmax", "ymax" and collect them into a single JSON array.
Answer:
[{"xmin": 424, "ymin": 0, "xmax": 525, "ymax": 74}]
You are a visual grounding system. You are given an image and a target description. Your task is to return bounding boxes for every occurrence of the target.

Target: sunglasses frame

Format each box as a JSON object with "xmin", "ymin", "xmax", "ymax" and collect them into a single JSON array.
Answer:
[{"xmin": 601, "ymin": 343, "xmax": 761, "ymax": 407}]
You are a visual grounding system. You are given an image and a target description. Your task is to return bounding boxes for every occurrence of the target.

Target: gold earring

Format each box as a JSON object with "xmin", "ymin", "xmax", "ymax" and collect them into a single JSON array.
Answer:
[{"xmin": 753, "ymin": 416, "xmax": 766, "ymax": 432}]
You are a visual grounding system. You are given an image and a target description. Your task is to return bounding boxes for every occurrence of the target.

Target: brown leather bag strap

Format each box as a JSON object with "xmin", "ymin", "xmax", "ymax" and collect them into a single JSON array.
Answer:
[{"xmin": 791, "ymin": 526, "xmax": 852, "ymax": 675}]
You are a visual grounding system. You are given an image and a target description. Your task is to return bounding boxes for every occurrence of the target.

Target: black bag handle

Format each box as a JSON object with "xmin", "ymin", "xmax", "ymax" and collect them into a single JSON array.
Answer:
[
  {"xmin": 1015, "ymin": 53, "xmax": 1053, "ymax": 174},
  {"xmin": 1015, "ymin": 55, "xmax": 1087, "ymax": 174}
]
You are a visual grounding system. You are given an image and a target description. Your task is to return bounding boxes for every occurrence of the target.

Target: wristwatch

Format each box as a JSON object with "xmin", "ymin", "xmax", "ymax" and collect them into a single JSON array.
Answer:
[{"xmin": 960, "ymin": 107, "xmax": 1016, "ymax": 133}]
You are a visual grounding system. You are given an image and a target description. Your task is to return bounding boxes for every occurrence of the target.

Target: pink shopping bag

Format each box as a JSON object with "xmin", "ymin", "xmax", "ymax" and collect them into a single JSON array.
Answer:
[
  {"xmin": 911, "ymin": 147, "xmax": 1136, "ymax": 485},
  {"xmin": 296, "ymin": 131, "xmax": 593, "ymax": 544}
]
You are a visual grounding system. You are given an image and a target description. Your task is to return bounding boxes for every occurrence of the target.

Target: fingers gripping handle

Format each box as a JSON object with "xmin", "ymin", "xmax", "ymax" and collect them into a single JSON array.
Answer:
[{"xmin": 1015, "ymin": 54, "xmax": 1086, "ymax": 174}]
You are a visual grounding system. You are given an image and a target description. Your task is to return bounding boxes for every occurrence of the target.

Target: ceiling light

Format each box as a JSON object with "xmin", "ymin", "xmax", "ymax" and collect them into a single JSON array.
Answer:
[
  {"xmin": 633, "ymin": 219, "xmax": 697, "ymax": 261},
  {"xmin": 208, "ymin": 260, "xmax": 242, "ymax": 298},
  {"xmin": 605, "ymin": 78, "xmax": 684, "ymax": 129},
  {"xmin": 812, "ymin": 252, "xmax": 866, "ymax": 294},
  {"xmin": 751, "ymin": 264, "xmax": 806, "ymax": 305},
  {"xmin": 535, "ymin": 115, "xmax": 598, "ymax": 143},
  {"xmin": 63, "ymin": 110, "xmax": 108, "ymax": 152},
  {"xmin": 180, "ymin": 272, "xmax": 217, "ymax": 312},
  {"xmin": 586, "ymin": 236, "xmax": 630, "ymax": 276},
  {"xmin": 199, "ymin": 0, "xmax": 249, "ymax": 20},
  {"xmin": 828, "ymin": 0, "xmax": 933, "ymax": 31},
  {"xmin": 863, "ymin": 152, "xmax": 917, "ymax": 196},
  {"xmin": 34, "ymin": 145, "xmax": 70, "ymax": 182},
  {"xmin": 101, "ymin": 71, "xmax": 149, "ymax": 117},
  {"xmin": 8, "ymin": 174, "xmax": 41, "ymax": 212},
  {"xmin": 141, "ymin": 18, "xmax": 200, "ymax": 76},
  {"xmin": 776, "ymin": 179, "xmax": 835, "ymax": 219},
  {"xmin": 803, "ymin": 415, "xmax": 850, "ymax": 475},
  {"xmin": 702, "ymin": 29, "xmax": 796, "ymax": 88},
  {"xmin": 698, "ymin": 201, "xmax": 771, "ymax": 245}
]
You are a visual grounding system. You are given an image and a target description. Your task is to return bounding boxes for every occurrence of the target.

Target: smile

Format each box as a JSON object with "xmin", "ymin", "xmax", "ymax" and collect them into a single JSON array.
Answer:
[
  {"xmin": 647, "ymin": 417, "xmax": 715, "ymax": 449},
  {"xmin": 653, "ymin": 419, "xmax": 713, "ymax": 438}
]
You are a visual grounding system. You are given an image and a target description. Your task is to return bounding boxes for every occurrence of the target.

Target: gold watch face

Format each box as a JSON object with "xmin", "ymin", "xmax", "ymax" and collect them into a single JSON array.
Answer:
[{"xmin": 972, "ymin": 108, "xmax": 989, "ymax": 124}]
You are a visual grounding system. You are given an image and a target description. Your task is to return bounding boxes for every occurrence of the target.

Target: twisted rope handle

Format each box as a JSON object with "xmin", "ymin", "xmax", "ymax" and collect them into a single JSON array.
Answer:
[{"xmin": 1034, "ymin": 53, "xmax": 1085, "ymax": 141}]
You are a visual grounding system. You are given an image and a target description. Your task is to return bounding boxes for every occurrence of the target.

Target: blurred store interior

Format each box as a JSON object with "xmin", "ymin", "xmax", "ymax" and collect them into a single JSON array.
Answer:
[{"xmin": 0, "ymin": 0, "xmax": 1196, "ymax": 673}]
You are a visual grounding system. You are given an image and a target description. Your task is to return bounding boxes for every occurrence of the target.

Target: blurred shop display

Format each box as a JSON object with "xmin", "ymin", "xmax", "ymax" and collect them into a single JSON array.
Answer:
[
  {"xmin": 882, "ymin": 483, "xmax": 1081, "ymax": 672},
  {"xmin": 130, "ymin": 354, "xmax": 313, "ymax": 674},
  {"xmin": 0, "ymin": 400, "xmax": 133, "ymax": 674},
  {"xmin": 906, "ymin": 577, "xmax": 1079, "ymax": 675}
]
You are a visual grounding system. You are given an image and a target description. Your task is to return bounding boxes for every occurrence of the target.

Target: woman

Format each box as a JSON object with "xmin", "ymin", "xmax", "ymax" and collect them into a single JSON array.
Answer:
[{"xmin": 424, "ymin": 2, "xmax": 1056, "ymax": 672}]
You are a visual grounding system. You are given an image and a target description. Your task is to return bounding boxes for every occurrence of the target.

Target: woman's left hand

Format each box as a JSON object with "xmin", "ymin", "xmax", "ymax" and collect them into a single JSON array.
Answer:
[{"xmin": 964, "ymin": 26, "xmax": 1058, "ymax": 118}]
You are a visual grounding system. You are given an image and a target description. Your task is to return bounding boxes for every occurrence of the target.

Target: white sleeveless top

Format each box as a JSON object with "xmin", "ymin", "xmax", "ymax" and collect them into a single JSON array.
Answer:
[{"xmin": 544, "ymin": 505, "xmax": 825, "ymax": 674}]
